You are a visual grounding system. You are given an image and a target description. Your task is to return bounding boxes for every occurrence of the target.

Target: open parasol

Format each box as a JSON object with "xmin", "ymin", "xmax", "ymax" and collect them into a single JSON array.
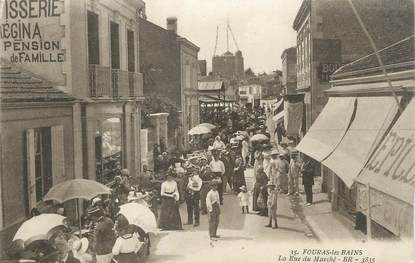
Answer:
[
  {"xmin": 118, "ymin": 203, "xmax": 158, "ymax": 233},
  {"xmin": 198, "ymin": 123, "xmax": 216, "ymax": 130},
  {"xmin": 13, "ymin": 214, "xmax": 66, "ymax": 245},
  {"xmin": 188, "ymin": 125, "xmax": 212, "ymax": 135},
  {"xmin": 250, "ymin": 134, "xmax": 269, "ymax": 142},
  {"xmin": 43, "ymin": 179, "xmax": 112, "ymax": 236}
]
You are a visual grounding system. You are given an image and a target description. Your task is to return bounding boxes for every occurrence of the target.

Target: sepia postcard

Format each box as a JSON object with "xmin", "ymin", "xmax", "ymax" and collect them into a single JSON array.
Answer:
[{"xmin": 0, "ymin": 0, "xmax": 413, "ymax": 262}]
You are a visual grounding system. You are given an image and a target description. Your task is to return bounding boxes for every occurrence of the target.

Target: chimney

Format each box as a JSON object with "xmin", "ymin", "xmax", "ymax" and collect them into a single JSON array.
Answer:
[{"xmin": 166, "ymin": 17, "xmax": 177, "ymax": 34}]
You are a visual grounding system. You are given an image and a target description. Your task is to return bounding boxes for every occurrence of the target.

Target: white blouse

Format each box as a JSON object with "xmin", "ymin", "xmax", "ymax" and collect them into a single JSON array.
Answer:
[
  {"xmin": 161, "ymin": 180, "xmax": 179, "ymax": 201},
  {"xmin": 112, "ymin": 233, "xmax": 143, "ymax": 255}
]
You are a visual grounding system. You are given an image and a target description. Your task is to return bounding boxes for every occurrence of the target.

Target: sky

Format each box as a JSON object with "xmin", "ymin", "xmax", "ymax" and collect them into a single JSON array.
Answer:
[{"xmin": 145, "ymin": 0, "xmax": 304, "ymax": 74}]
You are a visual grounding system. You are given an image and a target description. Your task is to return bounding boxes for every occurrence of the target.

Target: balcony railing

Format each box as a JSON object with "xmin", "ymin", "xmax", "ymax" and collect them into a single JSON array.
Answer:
[
  {"xmin": 128, "ymin": 72, "xmax": 143, "ymax": 97},
  {"xmin": 89, "ymin": 64, "xmax": 111, "ymax": 97},
  {"xmin": 89, "ymin": 64, "xmax": 143, "ymax": 99}
]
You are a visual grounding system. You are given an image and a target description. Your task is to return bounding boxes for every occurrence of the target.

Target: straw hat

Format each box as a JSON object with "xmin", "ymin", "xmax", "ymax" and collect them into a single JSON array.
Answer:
[
  {"xmin": 239, "ymin": 185, "xmax": 247, "ymax": 192},
  {"xmin": 72, "ymin": 238, "xmax": 89, "ymax": 254}
]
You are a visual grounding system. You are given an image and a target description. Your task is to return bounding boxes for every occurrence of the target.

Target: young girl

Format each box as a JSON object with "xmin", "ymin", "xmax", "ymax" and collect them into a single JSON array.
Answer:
[{"xmin": 237, "ymin": 185, "xmax": 249, "ymax": 214}]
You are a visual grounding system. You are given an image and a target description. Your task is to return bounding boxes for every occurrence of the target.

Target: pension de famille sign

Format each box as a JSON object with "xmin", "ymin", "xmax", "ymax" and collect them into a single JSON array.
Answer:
[{"xmin": 1, "ymin": 0, "xmax": 64, "ymax": 63}]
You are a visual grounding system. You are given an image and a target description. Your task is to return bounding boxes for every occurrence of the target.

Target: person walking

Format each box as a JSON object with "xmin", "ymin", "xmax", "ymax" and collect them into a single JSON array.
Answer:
[
  {"xmin": 184, "ymin": 169, "xmax": 202, "ymax": 227},
  {"xmin": 209, "ymin": 151, "xmax": 225, "ymax": 205},
  {"xmin": 158, "ymin": 173, "xmax": 183, "ymax": 230},
  {"xmin": 233, "ymin": 157, "xmax": 246, "ymax": 193},
  {"xmin": 301, "ymin": 155, "xmax": 314, "ymax": 206},
  {"xmin": 252, "ymin": 166, "xmax": 267, "ymax": 212},
  {"xmin": 220, "ymin": 151, "xmax": 230, "ymax": 194},
  {"xmin": 265, "ymin": 182, "xmax": 278, "ymax": 229},
  {"xmin": 206, "ymin": 180, "xmax": 221, "ymax": 239},
  {"xmin": 288, "ymin": 152, "xmax": 300, "ymax": 195},
  {"xmin": 237, "ymin": 185, "xmax": 249, "ymax": 214},
  {"xmin": 241, "ymin": 138, "xmax": 249, "ymax": 166},
  {"xmin": 276, "ymin": 153, "xmax": 290, "ymax": 194}
]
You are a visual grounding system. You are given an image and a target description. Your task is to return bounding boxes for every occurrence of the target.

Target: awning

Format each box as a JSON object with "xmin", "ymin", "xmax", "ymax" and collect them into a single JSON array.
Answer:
[
  {"xmin": 272, "ymin": 99, "xmax": 284, "ymax": 112},
  {"xmin": 285, "ymin": 101, "xmax": 303, "ymax": 137},
  {"xmin": 323, "ymin": 96, "xmax": 401, "ymax": 188},
  {"xmin": 272, "ymin": 110, "xmax": 285, "ymax": 122},
  {"xmin": 355, "ymin": 97, "xmax": 415, "ymax": 204},
  {"xmin": 296, "ymin": 97, "xmax": 356, "ymax": 161}
]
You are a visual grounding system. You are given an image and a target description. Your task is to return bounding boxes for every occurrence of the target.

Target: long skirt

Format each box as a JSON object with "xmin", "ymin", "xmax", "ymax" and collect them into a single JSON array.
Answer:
[
  {"xmin": 233, "ymin": 170, "xmax": 246, "ymax": 193},
  {"xmin": 158, "ymin": 196, "xmax": 182, "ymax": 230}
]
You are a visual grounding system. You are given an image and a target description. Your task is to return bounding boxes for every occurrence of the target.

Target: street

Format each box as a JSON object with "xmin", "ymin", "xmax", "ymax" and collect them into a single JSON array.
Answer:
[{"xmin": 148, "ymin": 168, "xmax": 316, "ymax": 263}]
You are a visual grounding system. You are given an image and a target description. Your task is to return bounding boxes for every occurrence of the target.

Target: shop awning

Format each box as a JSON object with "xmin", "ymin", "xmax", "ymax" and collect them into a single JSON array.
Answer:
[
  {"xmin": 355, "ymin": 98, "xmax": 415, "ymax": 204},
  {"xmin": 323, "ymin": 96, "xmax": 401, "ymax": 188},
  {"xmin": 272, "ymin": 110, "xmax": 285, "ymax": 122},
  {"xmin": 285, "ymin": 101, "xmax": 303, "ymax": 137},
  {"xmin": 272, "ymin": 99, "xmax": 284, "ymax": 114},
  {"xmin": 296, "ymin": 97, "xmax": 356, "ymax": 161}
]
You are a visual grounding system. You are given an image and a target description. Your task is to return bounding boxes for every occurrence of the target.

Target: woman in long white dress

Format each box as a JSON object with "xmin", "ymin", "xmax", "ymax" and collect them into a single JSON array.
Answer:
[{"xmin": 158, "ymin": 174, "xmax": 183, "ymax": 230}]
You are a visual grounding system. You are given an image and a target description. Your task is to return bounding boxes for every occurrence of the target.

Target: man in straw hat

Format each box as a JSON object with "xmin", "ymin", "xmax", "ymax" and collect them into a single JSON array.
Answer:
[
  {"xmin": 206, "ymin": 180, "xmax": 221, "ymax": 239},
  {"xmin": 265, "ymin": 182, "xmax": 278, "ymax": 229},
  {"xmin": 184, "ymin": 168, "xmax": 203, "ymax": 227},
  {"xmin": 288, "ymin": 151, "xmax": 301, "ymax": 196}
]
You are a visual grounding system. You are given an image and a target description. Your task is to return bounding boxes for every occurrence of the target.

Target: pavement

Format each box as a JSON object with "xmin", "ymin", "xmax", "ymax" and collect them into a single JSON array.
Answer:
[
  {"xmin": 291, "ymin": 176, "xmax": 367, "ymax": 242},
  {"xmin": 147, "ymin": 168, "xmax": 370, "ymax": 262},
  {"xmin": 147, "ymin": 168, "xmax": 316, "ymax": 263}
]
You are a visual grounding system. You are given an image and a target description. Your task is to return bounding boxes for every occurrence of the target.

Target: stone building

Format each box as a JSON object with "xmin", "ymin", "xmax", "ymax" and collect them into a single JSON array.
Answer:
[
  {"xmin": 198, "ymin": 60, "xmax": 207, "ymax": 77},
  {"xmin": 297, "ymin": 35, "xmax": 415, "ymax": 239},
  {"xmin": 212, "ymin": 51, "xmax": 244, "ymax": 79},
  {"xmin": 139, "ymin": 17, "xmax": 200, "ymax": 150},
  {"xmin": 281, "ymin": 47, "xmax": 297, "ymax": 95},
  {"xmin": 0, "ymin": 0, "xmax": 145, "ymax": 255},
  {"xmin": 293, "ymin": 0, "xmax": 414, "ymax": 132}
]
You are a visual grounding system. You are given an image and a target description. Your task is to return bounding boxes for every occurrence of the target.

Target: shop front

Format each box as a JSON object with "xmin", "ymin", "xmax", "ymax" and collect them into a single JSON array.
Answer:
[
  {"xmin": 354, "ymin": 96, "xmax": 415, "ymax": 239},
  {"xmin": 82, "ymin": 101, "xmax": 141, "ymax": 185},
  {"xmin": 95, "ymin": 117, "xmax": 123, "ymax": 185}
]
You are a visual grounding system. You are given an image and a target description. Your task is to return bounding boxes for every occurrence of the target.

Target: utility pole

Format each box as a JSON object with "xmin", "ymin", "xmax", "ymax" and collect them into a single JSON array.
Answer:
[
  {"xmin": 226, "ymin": 20, "xmax": 230, "ymax": 52},
  {"xmin": 213, "ymin": 25, "xmax": 219, "ymax": 57}
]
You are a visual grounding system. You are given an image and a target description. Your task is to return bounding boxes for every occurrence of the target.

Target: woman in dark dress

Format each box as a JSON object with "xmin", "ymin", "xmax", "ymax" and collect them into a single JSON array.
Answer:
[
  {"xmin": 253, "ymin": 167, "xmax": 268, "ymax": 212},
  {"xmin": 158, "ymin": 174, "xmax": 183, "ymax": 230},
  {"xmin": 233, "ymin": 157, "xmax": 246, "ymax": 193}
]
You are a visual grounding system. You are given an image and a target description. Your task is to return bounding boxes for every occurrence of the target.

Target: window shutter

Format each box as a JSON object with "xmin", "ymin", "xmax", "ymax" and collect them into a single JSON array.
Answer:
[
  {"xmin": 51, "ymin": 125, "xmax": 65, "ymax": 184},
  {"xmin": 26, "ymin": 129, "xmax": 36, "ymax": 210}
]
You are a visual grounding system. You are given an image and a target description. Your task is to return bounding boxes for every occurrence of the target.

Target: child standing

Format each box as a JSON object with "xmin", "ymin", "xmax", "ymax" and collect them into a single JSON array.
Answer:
[
  {"xmin": 265, "ymin": 182, "xmax": 278, "ymax": 229},
  {"xmin": 237, "ymin": 185, "xmax": 250, "ymax": 214}
]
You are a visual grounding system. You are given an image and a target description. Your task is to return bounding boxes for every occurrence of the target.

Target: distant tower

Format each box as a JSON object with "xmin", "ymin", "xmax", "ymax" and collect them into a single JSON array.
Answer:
[
  {"xmin": 166, "ymin": 17, "xmax": 177, "ymax": 34},
  {"xmin": 235, "ymin": 50, "xmax": 244, "ymax": 77}
]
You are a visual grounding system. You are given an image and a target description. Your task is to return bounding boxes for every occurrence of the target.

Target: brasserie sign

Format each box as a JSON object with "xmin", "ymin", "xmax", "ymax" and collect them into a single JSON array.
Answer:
[{"xmin": 0, "ymin": 0, "xmax": 64, "ymax": 63}]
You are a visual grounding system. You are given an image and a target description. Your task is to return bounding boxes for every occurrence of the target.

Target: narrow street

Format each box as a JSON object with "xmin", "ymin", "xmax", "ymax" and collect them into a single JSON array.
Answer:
[{"xmin": 148, "ymin": 169, "xmax": 316, "ymax": 263}]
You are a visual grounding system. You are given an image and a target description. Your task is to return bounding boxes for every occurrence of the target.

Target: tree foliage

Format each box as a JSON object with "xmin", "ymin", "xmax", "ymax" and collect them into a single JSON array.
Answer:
[
  {"xmin": 141, "ymin": 94, "xmax": 180, "ymax": 130},
  {"xmin": 245, "ymin": 67, "xmax": 256, "ymax": 77}
]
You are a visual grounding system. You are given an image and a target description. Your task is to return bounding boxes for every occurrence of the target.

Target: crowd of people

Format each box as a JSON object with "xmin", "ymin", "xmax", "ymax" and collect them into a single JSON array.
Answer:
[
  {"xmin": 144, "ymin": 105, "xmax": 316, "ymax": 239},
  {"xmin": 7, "ymin": 105, "xmax": 317, "ymax": 262}
]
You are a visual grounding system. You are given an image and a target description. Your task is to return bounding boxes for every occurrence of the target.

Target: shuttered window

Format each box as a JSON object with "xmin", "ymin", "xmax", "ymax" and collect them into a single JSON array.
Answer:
[{"xmin": 26, "ymin": 126, "xmax": 64, "ymax": 210}]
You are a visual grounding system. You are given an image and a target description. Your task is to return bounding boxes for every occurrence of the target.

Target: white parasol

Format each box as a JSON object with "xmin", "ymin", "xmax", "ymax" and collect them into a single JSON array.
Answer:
[{"xmin": 118, "ymin": 202, "xmax": 158, "ymax": 233}]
